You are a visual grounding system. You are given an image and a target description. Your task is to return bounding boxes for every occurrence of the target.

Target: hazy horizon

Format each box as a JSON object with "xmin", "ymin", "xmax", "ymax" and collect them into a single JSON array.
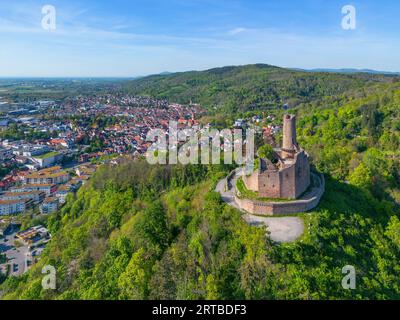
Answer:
[{"xmin": 0, "ymin": 64, "xmax": 399, "ymax": 79}]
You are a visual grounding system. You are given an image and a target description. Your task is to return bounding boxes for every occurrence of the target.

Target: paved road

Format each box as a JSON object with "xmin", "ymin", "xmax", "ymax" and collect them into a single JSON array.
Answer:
[
  {"xmin": 216, "ymin": 169, "xmax": 304, "ymax": 243},
  {"xmin": 215, "ymin": 169, "xmax": 242, "ymax": 211}
]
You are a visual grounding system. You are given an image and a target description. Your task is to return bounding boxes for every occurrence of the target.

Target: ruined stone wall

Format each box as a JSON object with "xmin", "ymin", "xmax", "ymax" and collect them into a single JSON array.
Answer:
[
  {"xmin": 234, "ymin": 173, "xmax": 325, "ymax": 216},
  {"xmin": 243, "ymin": 111, "xmax": 311, "ymax": 200},
  {"xmin": 243, "ymin": 153, "xmax": 310, "ymax": 200},
  {"xmin": 258, "ymin": 170, "xmax": 281, "ymax": 198},
  {"xmin": 294, "ymin": 151, "xmax": 311, "ymax": 198},
  {"xmin": 242, "ymin": 170, "xmax": 259, "ymax": 192},
  {"xmin": 278, "ymin": 165, "xmax": 296, "ymax": 199}
]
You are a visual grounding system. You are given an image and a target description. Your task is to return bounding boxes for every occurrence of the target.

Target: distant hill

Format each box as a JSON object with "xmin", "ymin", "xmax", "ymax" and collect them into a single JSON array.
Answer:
[
  {"xmin": 294, "ymin": 68, "xmax": 400, "ymax": 75},
  {"xmin": 158, "ymin": 71, "xmax": 173, "ymax": 75},
  {"xmin": 123, "ymin": 64, "xmax": 399, "ymax": 112}
]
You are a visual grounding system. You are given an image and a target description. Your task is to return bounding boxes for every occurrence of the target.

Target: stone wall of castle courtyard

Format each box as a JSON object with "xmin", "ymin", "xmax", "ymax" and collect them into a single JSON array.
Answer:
[{"xmin": 235, "ymin": 172, "xmax": 325, "ymax": 216}]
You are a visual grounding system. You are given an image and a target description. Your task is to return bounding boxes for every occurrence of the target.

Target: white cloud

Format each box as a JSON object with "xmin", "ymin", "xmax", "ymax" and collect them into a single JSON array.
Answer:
[{"xmin": 228, "ymin": 27, "xmax": 246, "ymax": 35}]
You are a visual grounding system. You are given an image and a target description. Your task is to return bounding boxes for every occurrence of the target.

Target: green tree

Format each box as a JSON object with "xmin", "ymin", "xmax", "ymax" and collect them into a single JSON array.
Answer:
[
  {"xmin": 349, "ymin": 163, "xmax": 372, "ymax": 189},
  {"xmin": 118, "ymin": 248, "xmax": 153, "ymax": 299},
  {"xmin": 258, "ymin": 144, "xmax": 274, "ymax": 160}
]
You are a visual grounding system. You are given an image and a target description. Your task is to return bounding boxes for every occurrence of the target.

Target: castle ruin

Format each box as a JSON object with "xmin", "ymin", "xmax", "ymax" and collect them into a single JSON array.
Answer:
[{"xmin": 243, "ymin": 114, "xmax": 311, "ymax": 199}]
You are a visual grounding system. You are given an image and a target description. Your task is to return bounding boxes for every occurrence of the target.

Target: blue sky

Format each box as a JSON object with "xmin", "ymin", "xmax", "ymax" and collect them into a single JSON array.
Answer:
[{"xmin": 0, "ymin": 0, "xmax": 399, "ymax": 77}]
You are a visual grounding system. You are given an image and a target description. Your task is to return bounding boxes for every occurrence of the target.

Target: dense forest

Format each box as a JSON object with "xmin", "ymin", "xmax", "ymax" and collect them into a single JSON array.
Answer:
[
  {"xmin": 123, "ymin": 64, "xmax": 398, "ymax": 113},
  {"xmin": 1, "ymin": 66, "xmax": 399, "ymax": 300}
]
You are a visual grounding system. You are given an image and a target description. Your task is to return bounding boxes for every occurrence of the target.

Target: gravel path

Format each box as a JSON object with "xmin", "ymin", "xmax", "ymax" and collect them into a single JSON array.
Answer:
[{"xmin": 243, "ymin": 214, "xmax": 304, "ymax": 243}]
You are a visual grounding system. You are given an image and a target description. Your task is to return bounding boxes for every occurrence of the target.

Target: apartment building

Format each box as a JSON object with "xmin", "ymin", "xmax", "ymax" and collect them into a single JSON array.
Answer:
[
  {"xmin": 11, "ymin": 184, "xmax": 57, "ymax": 196},
  {"xmin": 24, "ymin": 170, "xmax": 70, "ymax": 185},
  {"xmin": 40, "ymin": 197, "xmax": 59, "ymax": 214},
  {"xmin": 0, "ymin": 199, "xmax": 33, "ymax": 216},
  {"xmin": 0, "ymin": 191, "xmax": 46, "ymax": 204}
]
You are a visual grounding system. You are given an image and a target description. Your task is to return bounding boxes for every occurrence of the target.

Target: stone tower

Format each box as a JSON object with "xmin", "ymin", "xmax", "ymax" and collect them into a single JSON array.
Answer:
[{"xmin": 282, "ymin": 114, "xmax": 297, "ymax": 159}]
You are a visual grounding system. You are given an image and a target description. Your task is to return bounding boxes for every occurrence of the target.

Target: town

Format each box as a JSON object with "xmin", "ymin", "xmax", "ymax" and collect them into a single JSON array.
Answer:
[
  {"xmin": 0, "ymin": 93, "xmax": 204, "ymax": 276},
  {"xmin": 0, "ymin": 88, "xmax": 284, "ymax": 278}
]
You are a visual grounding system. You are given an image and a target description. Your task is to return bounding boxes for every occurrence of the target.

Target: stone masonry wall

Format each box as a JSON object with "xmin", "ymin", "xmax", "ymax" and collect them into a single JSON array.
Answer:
[
  {"xmin": 242, "ymin": 170, "xmax": 259, "ymax": 192},
  {"xmin": 234, "ymin": 173, "xmax": 325, "ymax": 216},
  {"xmin": 258, "ymin": 170, "xmax": 281, "ymax": 198},
  {"xmin": 294, "ymin": 151, "xmax": 310, "ymax": 198},
  {"xmin": 243, "ymin": 149, "xmax": 311, "ymax": 200}
]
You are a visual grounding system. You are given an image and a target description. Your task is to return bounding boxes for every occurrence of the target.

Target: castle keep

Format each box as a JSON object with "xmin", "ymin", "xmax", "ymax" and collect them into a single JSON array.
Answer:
[{"xmin": 243, "ymin": 114, "xmax": 310, "ymax": 199}]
